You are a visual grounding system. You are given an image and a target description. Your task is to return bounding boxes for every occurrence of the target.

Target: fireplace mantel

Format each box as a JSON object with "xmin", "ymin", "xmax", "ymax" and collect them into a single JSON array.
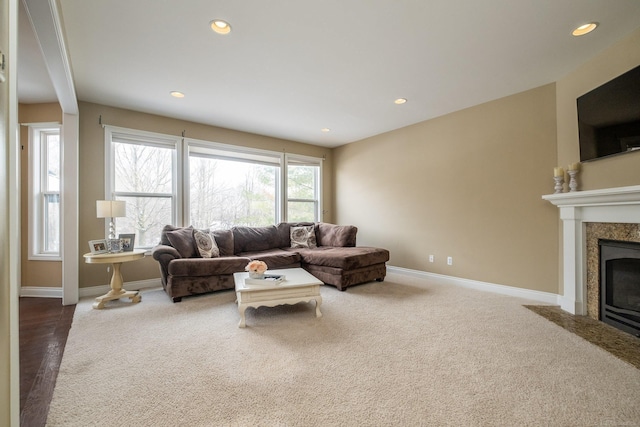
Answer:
[
  {"xmin": 543, "ymin": 185, "xmax": 640, "ymax": 208},
  {"xmin": 542, "ymin": 185, "xmax": 640, "ymax": 315}
]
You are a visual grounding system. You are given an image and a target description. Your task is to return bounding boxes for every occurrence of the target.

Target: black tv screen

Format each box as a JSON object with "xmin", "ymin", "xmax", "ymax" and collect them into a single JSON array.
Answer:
[{"xmin": 577, "ymin": 64, "xmax": 640, "ymax": 162}]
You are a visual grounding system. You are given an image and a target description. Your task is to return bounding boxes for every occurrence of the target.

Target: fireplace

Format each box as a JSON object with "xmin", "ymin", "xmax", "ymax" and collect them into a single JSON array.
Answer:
[
  {"xmin": 599, "ymin": 239, "xmax": 640, "ymax": 336},
  {"xmin": 542, "ymin": 185, "xmax": 640, "ymax": 316}
]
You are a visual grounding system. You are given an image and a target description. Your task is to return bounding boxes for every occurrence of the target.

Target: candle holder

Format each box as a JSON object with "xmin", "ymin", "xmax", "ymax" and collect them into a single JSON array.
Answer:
[
  {"xmin": 553, "ymin": 176, "xmax": 564, "ymax": 194},
  {"xmin": 567, "ymin": 169, "xmax": 579, "ymax": 192}
]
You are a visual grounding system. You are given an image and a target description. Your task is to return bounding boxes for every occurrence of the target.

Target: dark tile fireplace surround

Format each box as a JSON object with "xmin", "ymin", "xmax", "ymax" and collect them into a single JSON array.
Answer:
[
  {"xmin": 591, "ymin": 228, "xmax": 640, "ymax": 336},
  {"xmin": 586, "ymin": 223, "xmax": 640, "ymax": 328}
]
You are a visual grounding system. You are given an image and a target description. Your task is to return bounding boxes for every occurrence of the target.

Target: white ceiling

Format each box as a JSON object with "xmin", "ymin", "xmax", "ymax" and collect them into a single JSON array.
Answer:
[{"xmin": 18, "ymin": 0, "xmax": 640, "ymax": 147}]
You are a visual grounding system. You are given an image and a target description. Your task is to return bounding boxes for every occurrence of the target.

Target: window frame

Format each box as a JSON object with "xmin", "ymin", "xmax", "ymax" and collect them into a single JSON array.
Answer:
[
  {"xmin": 185, "ymin": 138, "xmax": 284, "ymax": 227},
  {"xmin": 28, "ymin": 123, "xmax": 62, "ymax": 261},
  {"xmin": 105, "ymin": 127, "xmax": 324, "ymax": 246},
  {"xmin": 104, "ymin": 126, "xmax": 181, "ymax": 248},
  {"xmin": 284, "ymin": 153, "xmax": 323, "ymax": 223}
]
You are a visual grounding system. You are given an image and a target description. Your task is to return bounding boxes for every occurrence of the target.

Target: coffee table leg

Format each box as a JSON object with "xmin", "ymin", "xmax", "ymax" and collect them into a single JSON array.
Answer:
[
  {"xmin": 315, "ymin": 296, "xmax": 322, "ymax": 318},
  {"xmin": 238, "ymin": 305, "xmax": 247, "ymax": 328}
]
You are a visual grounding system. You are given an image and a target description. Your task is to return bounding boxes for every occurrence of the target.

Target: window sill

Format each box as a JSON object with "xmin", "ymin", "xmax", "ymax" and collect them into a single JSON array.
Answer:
[{"xmin": 28, "ymin": 255, "xmax": 62, "ymax": 262}]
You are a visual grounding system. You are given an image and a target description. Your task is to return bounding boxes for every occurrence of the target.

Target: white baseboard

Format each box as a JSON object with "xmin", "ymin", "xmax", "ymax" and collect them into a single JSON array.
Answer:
[
  {"xmin": 21, "ymin": 279, "xmax": 162, "ymax": 299},
  {"xmin": 23, "ymin": 270, "xmax": 559, "ymax": 306},
  {"xmin": 20, "ymin": 286, "xmax": 63, "ymax": 298},
  {"xmin": 559, "ymin": 296, "xmax": 585, "ymax": 315},
  {"xmin": 387, "ymin": 266, "xmax": 561, "ymax": 305}
]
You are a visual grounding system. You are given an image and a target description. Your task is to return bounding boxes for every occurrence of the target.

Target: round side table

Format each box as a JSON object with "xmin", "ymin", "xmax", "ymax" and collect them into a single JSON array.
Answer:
[{"xmin": 83, "ymin": 249, "xmax": 146, "ymax": 309}]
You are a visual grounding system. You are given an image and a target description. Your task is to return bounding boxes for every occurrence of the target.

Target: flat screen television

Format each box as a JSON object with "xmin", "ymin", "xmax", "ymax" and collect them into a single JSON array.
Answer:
[{"xmin": 577, "ymin": 64, "xmax": 640, "ymax": 162}]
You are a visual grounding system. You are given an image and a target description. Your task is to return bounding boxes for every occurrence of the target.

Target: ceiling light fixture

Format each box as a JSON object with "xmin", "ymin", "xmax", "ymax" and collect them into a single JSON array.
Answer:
[
  {"xmin": 572, "ymin": 22, "xmax": 598, "ymax": 36},
  {"xmin": 321, "ymin": 128, "xmax": 331, "ymax": 133},
  {"xmin": 394, "ymin": 98, "xmax": 407, "ymax": 105},
  {"xmin": 170, "ymin": 91, "xmax": 185, "ymax": 98},
  {"xmin": 210, "ymin": 19, "xmax": 231, "ymax": 35}
]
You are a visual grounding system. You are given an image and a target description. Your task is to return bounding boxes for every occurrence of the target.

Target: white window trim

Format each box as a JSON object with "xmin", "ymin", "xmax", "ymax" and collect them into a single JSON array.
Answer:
[
  {"xmin": 104, "ymin": 125, "xmax": 182, "ymax": 239},
  {"xmin": 284, "ymin": 153, "xmax": 323, "ymax": 222},
  {"xmin": 186, "ymin": 140, "xmax": 324, "ymax": 224},
  {"xmin": 185, "ymin": 138, "xmax": 285, "ymax": 224},
  {"xmin": 104, "ymin": 128, "xmax": 323, "ymax": 236},
  {"xmin": 28, "ymin": 123, "xmax": 62, "ymax": 261}
]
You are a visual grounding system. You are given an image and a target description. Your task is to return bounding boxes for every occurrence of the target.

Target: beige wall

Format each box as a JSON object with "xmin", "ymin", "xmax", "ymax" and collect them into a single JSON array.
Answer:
[
  {"xmin": 556, "ymin": 28, "xmax": 640, "ymax": 190},
  {"xmin": 78, "ymin": 101, "xmax": 334, "ymax": 288},
  {"xmin": 334, "ymin": 84, "xmax": 559, "ymax": 293},
  {"xmin": 19, "ymin": 102, "xmax": 63, "ymax": 287}
]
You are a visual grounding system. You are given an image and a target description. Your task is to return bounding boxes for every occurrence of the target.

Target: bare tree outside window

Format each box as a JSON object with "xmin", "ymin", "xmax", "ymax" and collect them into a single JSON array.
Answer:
[
  {"xmin": 114, "ymin": 143, "xmax": 174, "ymax": 247},
  {"xmin": 190, "ymin": 156, "xmax": 277, "ymax": 229},
  {"xmin": 43, "ymin": 132, "xmax": 60, "ymax": 253},
  {"xmin": 287, "ymin": 163, "xmax": 319, "ymax": 222},
  {"xmin": 107, "ymin": 129, "xmax": 322, "ymax": 246}
]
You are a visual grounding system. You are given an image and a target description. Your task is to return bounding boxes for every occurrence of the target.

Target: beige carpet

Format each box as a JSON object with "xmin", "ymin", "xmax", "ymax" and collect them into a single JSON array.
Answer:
[{"xmin": 47, "ymin": 273, "xmax": 640, "ymax": 426}]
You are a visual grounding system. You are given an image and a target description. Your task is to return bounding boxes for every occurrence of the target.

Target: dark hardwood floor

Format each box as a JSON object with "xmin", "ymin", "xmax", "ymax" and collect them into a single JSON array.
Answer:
[{"xmin": 19, "ymin": 297, "xmax": 75, "ymax": 427}]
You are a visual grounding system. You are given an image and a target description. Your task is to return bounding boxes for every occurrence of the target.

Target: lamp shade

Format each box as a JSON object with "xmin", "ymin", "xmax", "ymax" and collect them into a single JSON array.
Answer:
[{"xmin": 96, "ymin": 200, "xmax": 126, "ymax": 218}]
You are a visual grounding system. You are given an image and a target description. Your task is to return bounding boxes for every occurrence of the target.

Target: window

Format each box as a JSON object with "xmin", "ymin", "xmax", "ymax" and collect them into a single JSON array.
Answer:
[
  {"xmin": 29, "ymin": 125, "xmax": 61, "ymax": 260},
  {"xmin": 106, "ymin": 127, "xmax": 323, "ymax": 246},
  {"xmin": 188, "ymin": 142, "xmax": 281, "ymax": 229},
  {"xmin": 286, "ymin": 155, "xmax": 321, "ymax": 222},
  {"xmin": 105, "ymin": 127, "xmax": 179, "ymax": 249}
]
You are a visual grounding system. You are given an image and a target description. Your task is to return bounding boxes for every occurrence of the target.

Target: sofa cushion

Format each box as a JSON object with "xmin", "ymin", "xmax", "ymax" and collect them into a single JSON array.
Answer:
[
  {"xmin": 168, "ymin": 256, "xmax": 251, "ymax": 277},
  {"xmin": 237, "ymin": 249, "xmax": 301, "ymax": 269},
  {"xmin": 317, "ymin": 223, "xmax": 357, "ymax": 247},
  {"xmin": 232, "ymin": 225, "xmax": 281, "ymax": 253},
  {"xmin": 276, "ymin": 222, "xmax": 316, "ymax": 247},
  {"xmin": 304, "ymin": 263, "xmax": 387, "ymax": 290},
  {"xmin": 160, "ymin": 224, "xmax": 180, "ymax": 245},
  {"xmin": 166, "ymin": 226, "xmax": 197, "ymax": 258},
  {"xmin": 212, "ymin": 229, "xmax": 234, "ymax": 257},
  {"xmin": 293, "ymin": 246, "xmax": 389, "ymax": 270},
  {"xmin": 290, "ymin": 225, "xmax": 317, "ymax": 249},
  {"xmin": 193, "ymin": 229, "xmax": 220, "ymax": 258}
]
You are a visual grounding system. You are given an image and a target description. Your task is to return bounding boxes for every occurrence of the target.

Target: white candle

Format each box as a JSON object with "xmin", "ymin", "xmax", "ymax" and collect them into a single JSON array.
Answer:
[{"xmin": 554, "ymin": 167, "xmax": 564, "ymax": 177}]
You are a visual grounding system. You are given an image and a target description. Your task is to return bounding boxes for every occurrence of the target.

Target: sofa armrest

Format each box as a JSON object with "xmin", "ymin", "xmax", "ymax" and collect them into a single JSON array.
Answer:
[
  {"xmin": 316, "ymin": 223, "xmax": 358, "ymax": 247},
  {"xmin": 152, "ymin": 244, "xmax": 181, "ymax": 286},
  {"xmin": 152, "ymin": 244, "xmax": 181, "ymax": 261}
]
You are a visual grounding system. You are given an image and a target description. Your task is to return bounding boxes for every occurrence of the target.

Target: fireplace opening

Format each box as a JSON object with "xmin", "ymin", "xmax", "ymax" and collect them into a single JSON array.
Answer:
[{"xmin": 599, "ymin": 239, "xmax": 640, "ymax": 337}]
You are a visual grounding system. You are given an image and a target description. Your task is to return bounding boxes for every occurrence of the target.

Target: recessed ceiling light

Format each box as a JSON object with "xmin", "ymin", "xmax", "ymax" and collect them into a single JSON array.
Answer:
[
  {"xmin": 572, "ymin": 22, "xmax": 598, "ymax": 36},
  {"xmin": 210, "ymin": 19, "xmax": 231, "ymax": 35},
  {"xmin": 394, "ymin": 98, "xmax": 407, "ymax": 105},
  {"xmin": 321, "ymin": 128, "xmax": 331, "ymax": 133},
  {"xmin": 170, "ymin": 91, "xmax": 185, "ymax": 98}
]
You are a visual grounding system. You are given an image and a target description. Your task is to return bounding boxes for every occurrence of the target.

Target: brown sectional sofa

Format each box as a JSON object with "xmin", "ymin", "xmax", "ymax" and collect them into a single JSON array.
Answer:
[{"xmin": 152, "ymin": 222, "xmax": 390, "ymax": 302}]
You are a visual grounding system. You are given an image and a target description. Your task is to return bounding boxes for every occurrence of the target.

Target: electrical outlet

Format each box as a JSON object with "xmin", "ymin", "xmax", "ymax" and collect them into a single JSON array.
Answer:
[
  {"xmin": 447, "ymin": 256, "xmax": 453, "ymax": 265},
  {"xmin": 429, "ymin": 255, "xmax": 434, "ymax": 262}
]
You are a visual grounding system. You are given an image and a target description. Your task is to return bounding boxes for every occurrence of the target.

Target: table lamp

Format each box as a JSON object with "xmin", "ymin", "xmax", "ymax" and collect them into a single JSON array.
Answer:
[{"xmin": 96, "ymin": 200, "xmax": 126, "ymax": 252}]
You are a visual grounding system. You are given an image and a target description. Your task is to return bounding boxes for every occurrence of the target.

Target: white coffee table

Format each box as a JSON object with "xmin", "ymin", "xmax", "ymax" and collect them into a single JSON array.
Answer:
[{"xmin": 233, "ymin": 268, "xmax": 323, "ymax": 328}]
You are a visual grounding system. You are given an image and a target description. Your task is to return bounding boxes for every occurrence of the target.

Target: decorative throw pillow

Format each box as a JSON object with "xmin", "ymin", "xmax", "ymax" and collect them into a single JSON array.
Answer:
[
  {"xmin": 193, "ymin": 229, "xmax": 220, "ymax": 258},
  {"xmin": 166, "ymin": 226, "xmax": 197, "ymax": 258},
  {"xmin": 290, "ymin": 225, "xmax": 317, "ymax": 249}
]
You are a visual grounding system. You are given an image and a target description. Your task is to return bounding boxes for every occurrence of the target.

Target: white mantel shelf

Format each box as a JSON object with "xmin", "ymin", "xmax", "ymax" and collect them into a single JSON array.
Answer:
[
  {"xmin": 542, "ymin": 185, "xmax": 640, "ymax": 207},
  {"xmin": 542, "ymin": 185, "xmax": 640, "ymax": 316}
]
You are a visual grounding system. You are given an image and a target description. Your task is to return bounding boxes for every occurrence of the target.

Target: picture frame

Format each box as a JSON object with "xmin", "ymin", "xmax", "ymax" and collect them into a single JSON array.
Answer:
[
  {"xmin": 108, "ymin": 238, "xmax": 123, "ymax": 253},
  {"xmin": 119, "ymin": 233, "xmax": 136, "ymax": 252},
  {"xmin": 89, "ymin": 239, "xmax": 108, "ymax": 254}
]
